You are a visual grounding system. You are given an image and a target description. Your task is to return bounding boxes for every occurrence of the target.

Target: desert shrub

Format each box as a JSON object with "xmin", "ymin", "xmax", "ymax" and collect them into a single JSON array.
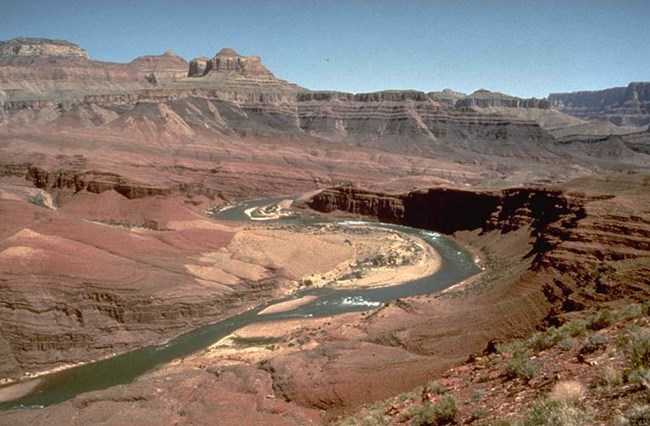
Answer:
[
  {"xmin": 627, "ymin": 366, "xmax": 650, "ymax": 389},
  {"xmin": 397, "ymin": 391, "xmax": 412, "ymax": 402},
  {"xmin": 557, "ymin": 336, "xmax": 576, "ymax": 351},
  {"xmin": 332, "ymin": 417, "xmax": 360, "ymax": 426},
  {"xmin": 408, "ymin": 395, "xmax": 458, "ymax": 426},
  {"xmin": 505, "ymin": 353, "xmax": 540, "ymax": 381},
  {"xmin": 578, "ymin": 334, "xmax": 608, "ymax": 356},
  {"xmin": 595, "ymin": 365, "xmax": 623, "ymax": 390},
  {"xmin": 529, "ymin": 327, "xmax": 576, "ymax": 352},
  {"xmin": 643, "ymin": 301, "xmax": 650, "ymax": 317},
  {"xmin": 558, "ymin": 318, "xmax": 587, "ymax": 337},
  {"xmin": 628, "ymin": 330, "xmax": 650, "ymax": 369},
  {"xmin": 428, "ymin": 381, "xmax": 448, "ymax": 395},
  {"xmin": 333, "ymin": 413, "xmax": 389, "ymax": 426},
  {"xmin": 523, "ymin": 398, "xmax": 591, "ymax": 426},
  {"xmin": 468, "ymin": 407, "xmax": 487, "ymax": 421},
  {"xmin": 528, "ymin": 328, "xmax": 563, "ymax": 351},
  {"xmin": 523, "ymin": 382, "xmax": 591, "ymax": 425},
  {"xmin": 524, "ymin": 400, "xmax": 560, "ymax": 426},
  {"xmin": 358, "ymin": 410, "xmax": 390, "ymax": 426},
  {"xmin": 621, "ymin": 304, "xmax": 644, "ymax": 320},
  {"xmin": 495, "ymin": 339, "xmax": 526, "ymax": 355},
  {"xmin": 626, "ymin": 404, "xmax": 650, "ymax": 426},
  {"xmin": 588, "ymin": 309, "xmax": 615, "ymax": 330},
  {"xmin": 470, "ymin": 388, "xmax": 486, "ymax": 403},
  {"xmin": 333, "ymin": 401, "xmax": 392, "ymax": 426}
]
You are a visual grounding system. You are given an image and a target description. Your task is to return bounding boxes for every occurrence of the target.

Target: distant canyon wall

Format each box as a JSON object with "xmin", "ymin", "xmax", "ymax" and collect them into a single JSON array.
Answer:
[{"xmin": 550, "ymin": 82, "xmax": 650, "ymax": 127}]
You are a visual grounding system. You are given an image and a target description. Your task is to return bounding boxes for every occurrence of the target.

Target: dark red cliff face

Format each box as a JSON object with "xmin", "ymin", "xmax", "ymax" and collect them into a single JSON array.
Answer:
[
  {"xmin": 308, "ymin": 177, "xmax": 650, "ymax": 321},
  {"xmin": 308, "ymin": 186, "xmax": 581, "ymax": 236}
]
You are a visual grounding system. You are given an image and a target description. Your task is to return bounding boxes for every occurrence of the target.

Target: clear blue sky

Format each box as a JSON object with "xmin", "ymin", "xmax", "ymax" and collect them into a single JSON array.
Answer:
[{"xmin": 1, "ymin": 0, "xmax": 648, "ymax": 97}]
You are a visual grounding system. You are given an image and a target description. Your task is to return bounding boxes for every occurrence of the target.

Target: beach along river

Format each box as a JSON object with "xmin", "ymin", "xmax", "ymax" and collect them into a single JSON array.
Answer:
[{"xmin": 0, "ymin": 198, "xmax": 480, "ymax": 411}]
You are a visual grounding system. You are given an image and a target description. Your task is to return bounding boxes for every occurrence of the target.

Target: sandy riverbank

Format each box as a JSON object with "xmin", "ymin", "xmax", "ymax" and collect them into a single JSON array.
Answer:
[
  {"xmin": 209, "ymin": 221, "xmax": 442, "ymax": 295},
  {"xmin": 297, "ymin": 223, "xmax": 442, "ymax": 289},
  {"xmin": 0, "ymin": 379, "xmax": 43, "ymax": 404},
  {"xmin": 257, "ymin": 295, "xmax": 318, "ymax": 315}
]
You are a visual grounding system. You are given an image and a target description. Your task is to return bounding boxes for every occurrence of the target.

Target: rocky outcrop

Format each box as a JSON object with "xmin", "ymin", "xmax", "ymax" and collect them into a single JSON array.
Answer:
[
  {"xmin": 549, "ymin": 82, "xmax": 650, "ymax": 127},
  {"xmin": 127, "ymin": 50, "xmax": 188, "ymax": 84},
  {"xmin": 202, "ymin": 48, "xmax": 274, "ymax": 79},
  {"xmin": 0, "ymin": 164, "xmax": 172, "ymax": 200},
  {"xmin": 455, "ymin": 89, "xmax": 551, "ymax": 109},
  {"xmin": 296, "ymin": 90, "xmax": 558, "ymax": 159},
  {"xmin": 0, "ymin": 275, "xmax": 278, "ymax": 378},
  {"xmin": 188, "ymin": 56, "xmax": 210, "ymax": 77},
  {"xmin": 430, "ymin": 88, "xmax": 466, "ymax": 105},
  {"xmin": 448, "ymin": 89, "xmax": 588, "ymax": 132},
  {"xmin": 309, "ymin": 185, "xmax": 582, "ymax": 235},
  {"xmin": 0, "ymin": 38, "xmax": 88, "ymax": 58}
]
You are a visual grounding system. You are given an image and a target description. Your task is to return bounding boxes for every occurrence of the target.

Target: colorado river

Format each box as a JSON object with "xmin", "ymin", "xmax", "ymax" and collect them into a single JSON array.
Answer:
[{"xmin": 0, "ymin": 197, "xmax": 480, "ymax": 411}]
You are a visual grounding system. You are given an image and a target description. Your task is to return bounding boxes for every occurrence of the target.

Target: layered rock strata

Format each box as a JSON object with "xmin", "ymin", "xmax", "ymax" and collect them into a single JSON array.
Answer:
[
  {"xmin": 455, "ymin": 89, "xmax": 551, "ymax": 109},
  {"xmin": 0, "ymin": 38, "xmax": 88, "ymax": 58},
  {"xmin": 0, "ymin": 38, "xmax": 188, "ymax": 101},
  {"xmin": 550, "ymin": 82, "xmax": 650, "ymax": 127}
]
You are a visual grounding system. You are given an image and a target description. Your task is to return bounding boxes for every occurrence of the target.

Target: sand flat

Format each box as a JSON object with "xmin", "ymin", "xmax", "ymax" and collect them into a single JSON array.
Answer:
[{"xmin": 257, "ymin": 295, "xmax": 318, "ymax": 315}]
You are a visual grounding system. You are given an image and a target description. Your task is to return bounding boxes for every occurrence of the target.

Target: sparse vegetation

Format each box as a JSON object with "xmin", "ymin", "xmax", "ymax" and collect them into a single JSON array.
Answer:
[
  {"xmin": 578, "ymin": 333, "xmax": 608, "ymax": 357},
  {"xmin": 528, "ymin": 328, "xmax": 564, "ymax": 351},
  {"xmin": 332, "ymin": 304, "xmax": 650, "ymax": 425},
  {"xmin": 230, "ymin": 336, "xmax": 284, "ymax": 346},
  {"xmin": 504, "ymin": 352, "xmax": 540, "ymax": 381},
  {"xmin": 523, "ymin": 398, "xmax": 591, "ymax": 426},
  {"xmin": 406, "ymin": 394, "xmax": 458, "ymax": 426},
  {"xmin": 495, "ymin": 339, "xmax": 526, "ymax": 355},
  {"xmin": 595, "ymin": 365, "xmax": 623, "ymax": 391},
  {"xmin": 485, "ymin": 419, "xmax": 514, "ymax": 426},
  {"xmin": 550, "ymin": 380, "xmax": 585, "ymax": 406},
  {"xmin": 469, "ymin": 407, "xmax": 487, "ymax": 421},
  {"xmin": 558, "ymin": 318, "xmax": 587, "ymax": 338},
  {"xmin": 527, "ymin": 319, "xmax": 587, "ymax": 353},
  {"xmin": 428, "ymin": 381, "xmax": 448, "ymax": 396},
  {"xmin": 627, "ymin": 329, "xmax": 650, "ymax": 369},
  {"xmin": 588, "ymin": 308, "xmax": 615, "ymax": 330},
  {"xmin": 27, "ymin": 192, "xmax": 50, "ymax": 209},
  {"xmin": 625, "ymin": 404, "xmax": 650, "ymax": 426},
  {"xmin": 469, "ymin": 388, "xmax": 486, "ymax": 403}
]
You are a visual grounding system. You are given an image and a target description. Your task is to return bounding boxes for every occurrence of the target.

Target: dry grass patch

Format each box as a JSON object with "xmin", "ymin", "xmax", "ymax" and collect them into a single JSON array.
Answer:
[{"xmin": 550, "ymin": 380, "xmax": 585, "ymax": 406}]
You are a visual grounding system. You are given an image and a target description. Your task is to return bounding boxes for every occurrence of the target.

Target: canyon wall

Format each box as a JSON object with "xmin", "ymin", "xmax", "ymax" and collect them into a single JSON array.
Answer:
[
  {"xmin": 0, "ymin": 273, "xmax": 279, "ymax": 379},
  {"xmin": 1, "ymin": 37, "xmax": 648, "ymax": 180},
  {"xmin": 0, "ymin": 40, "xmax": 188, "ymax": 100},
  {"xmin": 550, "ymin": 82, "xmax": 650, "ymax": 127}
]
